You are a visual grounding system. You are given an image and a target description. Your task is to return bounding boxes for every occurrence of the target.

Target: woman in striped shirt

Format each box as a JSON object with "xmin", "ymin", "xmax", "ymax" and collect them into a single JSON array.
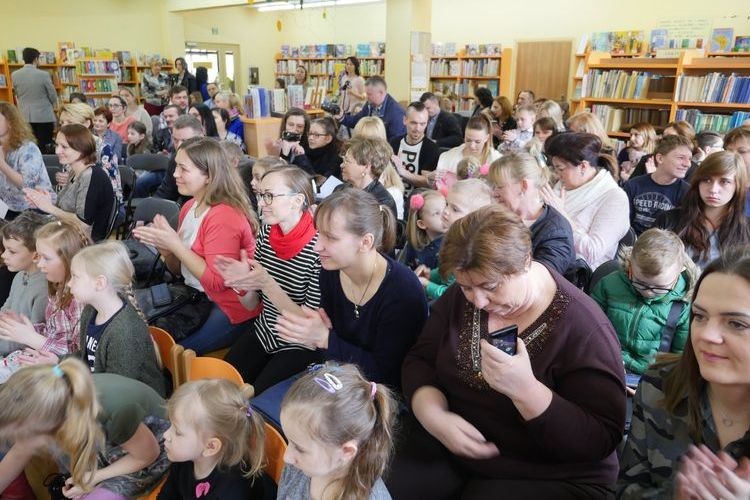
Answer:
[{"xmin": 218, "ymin": 166, "xmax": 323, "ymax": 393}]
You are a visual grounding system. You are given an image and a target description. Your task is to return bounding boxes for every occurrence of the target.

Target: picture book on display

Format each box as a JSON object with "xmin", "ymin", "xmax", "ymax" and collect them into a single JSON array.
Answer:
[{"xmin": 710, "ymin": 28, "xmax": 734, "ymax": 53}]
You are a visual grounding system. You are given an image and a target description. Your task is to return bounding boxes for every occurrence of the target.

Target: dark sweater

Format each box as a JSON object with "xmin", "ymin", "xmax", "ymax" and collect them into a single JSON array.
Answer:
[
  {"xmin": 290, "ymin": 141, "xmax": 343, "ymax": 179},
  {"xmin": 623, "ymin": 174, "xmax": 690, "ymax": 235},
  {"xmin": 321, "ymin": 254, "xmax": 428, "ymax": 389},
  {"xmin": 530, "ymin": 204, "xmax": 576, "ymax": 275},
  {"xmin": 78, "ymin": 300, "xmax": 166, "ymax": 397},
  {"xmin": 402, "ymin": 269, "xmax": 626, "ymax": 483},
  {"xmin": 157, "ymin": 461, "xmax": 271, "ymax": 500}
]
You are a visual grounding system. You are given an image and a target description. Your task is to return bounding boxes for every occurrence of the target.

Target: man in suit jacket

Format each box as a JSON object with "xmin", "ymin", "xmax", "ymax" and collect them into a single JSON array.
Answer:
[
  {"xmin": 340, "ymin": 76, "xmax": 406, "ymax": 142},
  {"xmin": 11, "ymin": 47, "xmax": 57, "ymax": 150},
  {"xmin": 420, "ymin": 92, "xmax": 463, "ymax": 149},
  {"xmin": 389, "ymin": 102, "xmax": 441, "ymax": 193}
]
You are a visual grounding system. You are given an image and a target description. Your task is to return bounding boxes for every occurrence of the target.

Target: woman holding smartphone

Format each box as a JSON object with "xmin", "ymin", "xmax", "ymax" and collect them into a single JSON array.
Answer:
[{"xmin": 387, "ymin": 204, "xmax": 626, "ymax": 499}]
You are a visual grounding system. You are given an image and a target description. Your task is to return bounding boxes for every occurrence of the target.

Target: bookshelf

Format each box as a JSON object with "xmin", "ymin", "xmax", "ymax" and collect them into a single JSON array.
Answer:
[
  {"xmin": 576, "ymin": 50, "xmax": 750, "ymax": 137},
  {"xmin": 429, "ymin": 48, "xmax": 512, "ymax": 112},
  {"xmin": 0, "ymin": 60, "xmax": 10, "ymax": 102},
  {"xmin": 274, "ymin": 56, "xmax": 384, "ymax": 96}
]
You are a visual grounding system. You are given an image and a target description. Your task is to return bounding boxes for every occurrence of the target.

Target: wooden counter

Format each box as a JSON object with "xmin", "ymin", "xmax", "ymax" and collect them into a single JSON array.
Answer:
[{"xmin": 241, "ymin": 116, "xmax": 282, "ymax": 157}]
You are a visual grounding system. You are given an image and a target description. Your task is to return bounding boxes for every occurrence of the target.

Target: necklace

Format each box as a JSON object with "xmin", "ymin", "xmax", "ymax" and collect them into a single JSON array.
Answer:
[
  {"xmin": 349, "ymin": 256, "xmax": 378, "ymax": 319},
  {"xmin": 711, "ymin": 390, "xmax": 750, "ymax": 428}
]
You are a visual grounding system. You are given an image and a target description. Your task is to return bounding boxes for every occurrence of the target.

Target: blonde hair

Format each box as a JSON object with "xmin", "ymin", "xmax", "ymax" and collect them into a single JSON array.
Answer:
[
  {"xmin": 168, "ymin": 380, "xmax": 265, "ymax": 479},
  {"xmin": 465, "ymin": 114, "xmax": 495, "ymax": 165},
  {"xmin": 180, "ymin": 137, "xmax": 260, "ymax": 234},
  {"xmin": 59, "ymin": 103, "xmax": 95, "ymax": 129},
  {"xmin": 282, "ymin": 363, "xmax": 397, "ymax": 500},
  {"xmin": 450, "ymin": 178, "xmax": 493, "ymax": 211},
  {"xmin": 353, "ymin": 117, "xmax": 387, "ymax": 142},
  {"xmin": 456, "ymin": 157, "xmax": 482, "ymax": 180},
  {"xmin": 534, "ymin": 100, "xmax": 563, "ymax": 131},
  {"xmin": 630, "ymin": 122, "xmax": 658, "ymax": 153},
  {"xmin": 488, "ymin": 151, "xmax": 550, "ymax": 189},
  {"xmin": 379, "ymin": 164, "xmax": 404, "ymax": 193},
  {"xmin": 619, "ymin": 228, "xmax": 698, "ymax": 287},
  {"xmin": 567, "ymin": 112, "xmax": 614, "ymax": 150},
  {"xmin": 0, "ymin": 359, "xmax": 103, "ymax": 492},
  {"xmin": 344, "ymin": 136, "xmax": 393, "ymax": 178},
  {"xmin": 71, "ymin": 241, "xmax": 145, "ymax": 321},
  {"xmin": 35, "ymin": 220, "xmax": 92, "ymax": 310},
  {"xmin": 406, "ymin": 189, "xmax": 445, "ymax": 250},
  {"xmin": 229, "ymin": 93, "xmax": 245, "ymax": 116}
]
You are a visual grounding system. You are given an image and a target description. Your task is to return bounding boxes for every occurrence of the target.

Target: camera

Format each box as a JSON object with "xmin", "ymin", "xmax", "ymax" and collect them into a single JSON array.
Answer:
[
  {"xmin": 321, "ymin": 101, "xmax": 341, "ymax": 116},
  {"xmin": 281, "ymin": 131, "xmax": 302, "ymax": 142}
]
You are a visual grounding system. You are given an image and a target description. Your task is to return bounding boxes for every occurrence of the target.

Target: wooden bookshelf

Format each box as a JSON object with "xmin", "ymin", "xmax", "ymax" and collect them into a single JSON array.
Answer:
[
  {"xmin": 0, "ymin": 61, "xmax": 10, "ymax": 102},
  {"xmin": 429, "ymin": 48, "xmax": 512, "ymax": 112},
  {"xmin": 578, "ymin": 49, "xmax": 750, "ymax": 134},
  {"xmin": 274, "ymin": 55, "xmax": 384, "ymax": 96}
]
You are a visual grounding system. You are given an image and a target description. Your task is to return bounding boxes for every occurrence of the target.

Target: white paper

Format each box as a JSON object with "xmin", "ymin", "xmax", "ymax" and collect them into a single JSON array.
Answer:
[
  {"xmin": 0, "ymin": 198, "xmax": 8, "ymax": 220},
  {"xmin": 318, "ymin": 175, "xmax": 344, "ymax": 199}
]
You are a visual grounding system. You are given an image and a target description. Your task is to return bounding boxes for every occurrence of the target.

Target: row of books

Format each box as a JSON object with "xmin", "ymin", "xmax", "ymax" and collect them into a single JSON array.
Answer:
[
  {"xmin": 431, "ymin": 43, "xmax": 502, "ymax": 57},
  {"xmin": 430, "ymin": 80, "xmax": 499, "ymax": 98},
  {"xmin": 674, "ymin": 73, "xmax": 750, "ymax": 104},
  {"xmin": 591, "ymin": 104, "xmax": 671, "ymax": 132},
  {"xmin": 275, "ymin": 59, "xmax": 382, "ymax": 76},
  {"xmin": 674, "ymin": 109, "xmax": 750, "ymax": 133},
  {"xmin": 461, "ymin": 59, "xmax": 500, "ymax": 77},
  {"xmin": 58, "ymin": 67, "xmax": 77, "ymax": 84},
  {"xmin": 587, "ymin": 31, "xmax": 646, "ymax": 54},
  {"xmin": 583, "ymin": 70, "xmax": 670, "ymax": 100},
  {"xmin": 77, "ymin": 60, "xmax": 120, "ymax": 75},
  {"xmin": 430, "ymin": 59, "xmax": 460, "ymax": 76},
  {"xmin": 79, "ymin": 78, "xmax": 118, "ymax": 93},
  {"xmin": 279, "ymin": 43, "xmax": 385, "ymax": 58}
]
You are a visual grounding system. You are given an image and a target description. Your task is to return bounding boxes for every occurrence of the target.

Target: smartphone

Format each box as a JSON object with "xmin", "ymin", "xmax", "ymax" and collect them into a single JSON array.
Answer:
[
  {"xmin": 625, "ymin": 373, "xmax": 641, "ymax": 389},
  {"xmin": 489, "ymin": 325, "xmax": 518, "ymax": 356}
]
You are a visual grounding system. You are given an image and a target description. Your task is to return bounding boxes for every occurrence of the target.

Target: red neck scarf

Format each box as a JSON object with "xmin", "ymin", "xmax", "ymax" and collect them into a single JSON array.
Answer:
[{"xmin": 269, "ymin": 210, "xmax": 317, "ymax": 260}]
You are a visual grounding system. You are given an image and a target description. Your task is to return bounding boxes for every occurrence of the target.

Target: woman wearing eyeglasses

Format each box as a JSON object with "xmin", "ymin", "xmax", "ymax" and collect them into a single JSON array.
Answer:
[
  {"xmin": 107, "ymin": 95, "xmax": 136, "ymax": 144},
  {"xmin": 133, "ymin": 137, "xmax": 260, "ymax": 354},
  {"xmin": 215, "ymin": 166, "xmax": 323, "ymax": 394},
  {"xmin": 292, "ymin": 116, "xmax": 343, "ymax": 184}
]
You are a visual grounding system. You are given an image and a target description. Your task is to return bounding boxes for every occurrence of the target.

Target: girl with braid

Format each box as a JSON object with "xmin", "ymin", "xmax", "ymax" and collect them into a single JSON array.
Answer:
[
  {"xmin": 68, "ymin": 241, "xmax": 165, "ymax": 396},
  {"xmin": 0, "ymin": 220, "xmax": 90, "ymax": 381}
]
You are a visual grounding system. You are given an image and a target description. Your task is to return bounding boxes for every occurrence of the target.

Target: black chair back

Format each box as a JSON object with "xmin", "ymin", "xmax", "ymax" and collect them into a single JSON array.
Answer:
[
  {"xmin": 131, "ymin": 197, "xmax": 181, "ymax": 231},
  {"xmin": 588, "ymin": 259, "xmax": 622, "ymax": 293},
  {"xmin": 619, "ymin": 227, "xmax": 637, "ymax": 251},
  {"xmin": 118, "ymin": 165, "xmax": 136, "ymax": 203},
  {"xmin": 126, "ymin": 153, "xmax": 170, "ymax": 172},
  {"xmin": 46, "ymin": 166, "xmax": 61, "ymax": 189},
  {"xmin": 42, "ymin": 154, "xmax": 61, "ymax": 167}
]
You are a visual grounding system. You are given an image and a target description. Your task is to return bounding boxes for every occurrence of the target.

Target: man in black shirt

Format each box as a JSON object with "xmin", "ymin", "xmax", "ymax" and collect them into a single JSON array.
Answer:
[
  {"xmin": 389, "ymin": 102, "xmax": 441, "ymax": 193},
  {"xmin": 420, "ymin": 92, "xmax": 463, "ymax": 148}
]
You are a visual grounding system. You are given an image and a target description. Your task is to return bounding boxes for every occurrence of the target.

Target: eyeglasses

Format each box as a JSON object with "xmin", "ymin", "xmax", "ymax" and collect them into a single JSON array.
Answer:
[
  {"xmin": 628, "ymin": 271, "xmax": 679, "ymax": 295},
  {"xmin": 308, "ymin": 133, "xmax": 330, "ymax": 138},
  {"xmin": 108, "ymin": 103, "xmax": 122, "ymax": 108},
  {"xmin": 258, "ymin": 192, "xmax": 298, "ymax": 205}
]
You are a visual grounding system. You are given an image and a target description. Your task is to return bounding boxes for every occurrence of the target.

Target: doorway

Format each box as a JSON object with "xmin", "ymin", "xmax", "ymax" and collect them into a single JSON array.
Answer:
[
  {"xmin": 515, "ymin": 41, "xmax": 572, "ymax": 105},
  {"xmin": 184, "ymin": 43, "xmax": 241, "ymax": 93}
]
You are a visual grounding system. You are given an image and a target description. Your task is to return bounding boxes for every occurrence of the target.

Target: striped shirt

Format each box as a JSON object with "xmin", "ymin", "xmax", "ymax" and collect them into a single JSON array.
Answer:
[{"xmin": 253, "ymin": 224, "xmax": 321, "ymax": 353}]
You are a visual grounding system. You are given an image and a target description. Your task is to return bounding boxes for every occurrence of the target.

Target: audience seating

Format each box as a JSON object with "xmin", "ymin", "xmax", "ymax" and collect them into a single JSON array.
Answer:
[
  {"xmin": 42, "ymin": 154, "xmax": 61, "ymax": 167},
  {"xmin": 149, "ymin": 326, "xmax": 184, "ymax": 392},
  {"xmin": 126, "ymin": 153, "xmax": 170, "ymax": 174},
  {"xmin": 117, "ymin": 165, "xmax": 137, "ymax": 237},
  {"xmin": 180, "ymin": 349, "xmax": 247, "ymax": 388},
  {"xmin": 263, "ymin": 422, "xmax": 287, "ymax": 484},
  {"xmin": 588, "ymin": 259, "xmax": 621, "ymax": 292},
  {"xmin": 45, "ymin": 165, "xmax": 61, "ymax": 190}
]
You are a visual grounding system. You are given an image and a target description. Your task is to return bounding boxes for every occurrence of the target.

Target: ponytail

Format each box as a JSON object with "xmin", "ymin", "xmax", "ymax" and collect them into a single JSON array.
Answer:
[
  {"xmin": 597, "ymin": 152, "xmax": 620, "ymax": 183},
  {"xmin": 379, "ymin": 205, "xmax": 396, "ymax": 254}
]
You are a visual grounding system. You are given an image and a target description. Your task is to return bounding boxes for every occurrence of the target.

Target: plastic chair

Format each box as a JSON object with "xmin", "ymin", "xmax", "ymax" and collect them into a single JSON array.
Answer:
[
  {"xmin": 42, "ymin": 154, "xmax": 61, "ymax": 167},
  {"xmin": 126, "ymin": 153, "xmax": 170, "ymax": 173},
  {"xmin": 181, "ymin": 349, "xmax": 245, "ymax": 386},
  {"xmin": 149, "ymin": 326, "xmax": 184, "ymax": 390},
  {"xmin": 619, "ymin": 227, "xmax": 637, "ymax": 251},
  {"xmin": 263, "ymin": 422, "xmax": 287, "ymax": 484},
  {"xmin": 136, "ymin": 474, "xmax": 167, "ymax": 500},
  {"xmin": 129, "ymin": 197, "xmax": 181, "ymax": 233},
  {"xmin": 204, "ymin": 347, "xmax": 230, "ymax": 359},
  {"xmin": 588, "ymin": 259, "xmax": 622, "ymax": 293}
]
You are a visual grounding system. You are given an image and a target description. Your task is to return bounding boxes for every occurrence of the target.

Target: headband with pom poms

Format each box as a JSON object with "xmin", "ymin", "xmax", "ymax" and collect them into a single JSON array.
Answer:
[{"xmin": 409, "ymin": 193, "xmax": 425, "ymax": 211}]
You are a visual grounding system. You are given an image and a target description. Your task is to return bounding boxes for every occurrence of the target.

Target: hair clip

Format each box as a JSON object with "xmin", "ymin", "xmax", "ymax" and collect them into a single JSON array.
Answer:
[
  {"xmin": 314, "ymin": 373, "xmax": 343, "ymax": 394},
  {"xmin": 409, "ymin": 193, "xmax": 425, "ymax": 211},
  {"xmin": 245, "ymin": 405, "xmax": 254, "ymax": 418},
  {"xmin": 479, "ymin": 163, "xmax": 490, "ymax": 177},
  {"xmin": 307, "ymin": 363, "xmax": 325, "ymax": 373},
  {"xmin": 51, "ymin": 365, "xmax": 64, "ymax": 378},
  {"xmin": 370, "ymin": 381, "xmax": 377, "ymax": 400}
]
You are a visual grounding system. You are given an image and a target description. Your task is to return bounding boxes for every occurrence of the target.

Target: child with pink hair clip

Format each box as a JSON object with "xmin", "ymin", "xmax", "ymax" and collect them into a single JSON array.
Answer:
[{"xmin": 400, "ymin": 190, "xmax": 447, "ymax": 270}]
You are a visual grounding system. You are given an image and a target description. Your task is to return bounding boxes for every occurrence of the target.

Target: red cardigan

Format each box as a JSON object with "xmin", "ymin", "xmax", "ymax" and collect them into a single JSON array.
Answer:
[{"xmin": 179, "ymin": 200, "xmax": 260, "ymax": 324}]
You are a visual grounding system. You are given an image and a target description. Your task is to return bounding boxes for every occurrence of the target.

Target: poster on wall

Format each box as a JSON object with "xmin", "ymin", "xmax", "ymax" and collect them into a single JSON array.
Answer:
[
  {"xmin": 653, "ymin": 18, "xmax": 711, "ymax": 50},
  {"xmin": 249, "ymin": 67, "xmax": 259, "ymax": 86}
]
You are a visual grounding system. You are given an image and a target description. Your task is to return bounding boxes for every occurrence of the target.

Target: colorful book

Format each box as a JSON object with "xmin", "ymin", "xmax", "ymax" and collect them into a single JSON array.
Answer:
[
  {"xmin": 6, "ymin": 50, "xmax": 16, "ymax": 64},
  {"xmin": 650, "ymin": 29, "xmax": 669, "ymax": 51},
  {"xmin": 734, "ymin": 36, "xmax": 750, "ymax": 52},
  {"xmin": 711, "ymin": 28, "xmax": 734, "ymax": 53}
]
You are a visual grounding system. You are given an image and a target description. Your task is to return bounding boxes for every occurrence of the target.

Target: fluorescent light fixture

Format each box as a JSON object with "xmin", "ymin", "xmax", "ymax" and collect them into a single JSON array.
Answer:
[
  {"xmin": 254, "ymin": 0, "xmax": 380, "ymax": 11},
  {"xmin": 258, "ymin": 2, "xmax": 296, "ymax": 11}
]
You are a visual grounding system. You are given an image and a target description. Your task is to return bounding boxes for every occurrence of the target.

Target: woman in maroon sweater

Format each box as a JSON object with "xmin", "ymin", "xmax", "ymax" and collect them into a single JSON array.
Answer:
[{"xmin": 387, "ymin": 205, "xmax": 626, "ymax": 499}]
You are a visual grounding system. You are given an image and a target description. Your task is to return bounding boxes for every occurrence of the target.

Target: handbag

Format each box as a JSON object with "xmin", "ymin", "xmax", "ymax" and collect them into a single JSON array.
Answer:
[{"xmin": 135, "ymin": 283, "xmax": 213, "ymax": 341}]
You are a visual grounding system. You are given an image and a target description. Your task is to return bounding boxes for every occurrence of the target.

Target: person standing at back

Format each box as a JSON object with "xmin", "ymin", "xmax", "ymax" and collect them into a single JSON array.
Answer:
[
  {"xmin": 339, "ymin": 76, "xmax": 406, "ymax": 142},
  {"xmin": 11, "ymin": 47, "xmax": 57, "ymax": 151}
]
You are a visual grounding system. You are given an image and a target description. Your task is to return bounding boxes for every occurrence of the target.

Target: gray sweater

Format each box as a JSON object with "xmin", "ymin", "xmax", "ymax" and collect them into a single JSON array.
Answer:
[
  {"xmin": 77, "ymin": 300, "xmax": 165, "ymax": 397},
  {"xmin": 1, "ymin": 270, "xmax": 48, "ymax": 323},
  {"xmin": 277, "ymin": 465, "xmax": 391, "ymax": 500}
]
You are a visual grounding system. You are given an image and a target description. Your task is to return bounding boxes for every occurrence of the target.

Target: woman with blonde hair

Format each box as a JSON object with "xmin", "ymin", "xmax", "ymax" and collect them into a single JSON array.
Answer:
[
  {"xmin": 436, "ymin": 114, "xmax": 500, "ymax": 177},
  {"xmin": 339, "ymin": 136, "xmax": 399, "ymax": 219},
  {"xmin": 133, "ymin": 137, "xmax": 260, "ymax": 353},
  {"xmin": 0, "ymin": 103, "xmax": 53, "ymax": 218},
  {"xmin": 535, "ymin": 99, "xmax": 565, "ymax": 132},
  {"xmin": 118, "ymin": 86, "xmax": 152, "ymax": 136},
  {"xmin": 488, "ymin": 152, "xmax": 575, "ymax": 275},
  {"xmin": 353, "ymin": 116, "xmax": 387, "ymax": 141},
  {"xmin": 567, "ymin": 112, "xmax": 615, "ymax": 154},
  {"xmin": 0, "ymin": 358, "xmax": 169, "ymax": 498}
]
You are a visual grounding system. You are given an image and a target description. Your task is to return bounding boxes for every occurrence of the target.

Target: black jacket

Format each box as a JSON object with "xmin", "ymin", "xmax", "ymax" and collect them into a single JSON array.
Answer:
[
  {"xmin": 153, "ymin": 152, "xmax": 189, "ymax": 205},
  {"xmin": 176, "ymin": 71, "xmax": 198, "ymax": 94},
  {"xmin": 530, "ymin": 204, "xmax": 576, "ymax": 275},
  {"xmin": 388, "ymin": 135, "xmax": 441, "ymax": 174},
  {"xmin": 430, "ymin": 111, "xmax": 463, "ymax": 148},
  {"xmin": 286, "ymin": 141, "xmax": 343, "ymax": 180},
  {"xmin": 151, "ymin": 128, "xmax": 172, "ymax": 154}
]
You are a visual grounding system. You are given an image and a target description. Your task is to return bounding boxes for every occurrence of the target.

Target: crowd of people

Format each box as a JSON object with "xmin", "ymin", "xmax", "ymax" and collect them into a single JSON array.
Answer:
[{"xmin": 1, "ymin": 44, "xmax": 750, "ymax": 499}]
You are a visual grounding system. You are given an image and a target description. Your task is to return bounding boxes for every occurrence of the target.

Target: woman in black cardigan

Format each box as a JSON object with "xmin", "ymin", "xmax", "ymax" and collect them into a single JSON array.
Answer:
[{"xmin": 174, "ymin": 57, "xmax": 197, "ymax": 94}]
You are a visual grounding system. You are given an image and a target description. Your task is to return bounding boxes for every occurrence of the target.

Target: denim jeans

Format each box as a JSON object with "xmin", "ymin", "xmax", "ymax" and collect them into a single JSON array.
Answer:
[
  {"xmin": 179, "ymin": 303, "xmax": 252, "ymax": 355},
  {"xmin": 133, "ymin": 171, "xmax": 166, "ymax": 198}
]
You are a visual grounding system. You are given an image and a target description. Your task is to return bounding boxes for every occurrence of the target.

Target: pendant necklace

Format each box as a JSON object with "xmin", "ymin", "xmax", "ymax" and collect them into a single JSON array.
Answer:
[{"xmin": 352, "ymin": 257, "xmax": 377, "ymax": 319}]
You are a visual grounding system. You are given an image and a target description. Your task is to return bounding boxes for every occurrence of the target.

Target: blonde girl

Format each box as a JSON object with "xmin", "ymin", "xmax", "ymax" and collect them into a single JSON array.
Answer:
[
  {"xmin": 535, "ymin": 99, "xmax": 565, "ymax": 132},
  {"xmin": 402, "ymin": 189, "xmax": 446, "ymax": 270},
  {"xmin": 68, "ymin": 241, "xmax": 165, "ymax": 395},
  {"xmin": 379, "ymin": 163, "xmax": 405, "ymax": 219},
  {"xmin": 567, "ymin": 112, "xmax": 615, "ymax": 153},
  {"xmin": 279, "ymin": 363, "xmax": 397, "ymax": 500},
  {"xmin": 353, "ymin": 116, "xmax": 387, "ymax": 141},
  {"xmin": 618, "ymin": 122, "xmax": 657, "ymax": 182},
  {"xmin": 160, "ymin": 379, "xmax": 268, "ymax": 499},
  {"xmin": 455, "ymin": 156, "xmax": 487, "ymax": 180},
  {"xmin": 0, "ymin": 220, "xmax": 90, "ymax": 380},
  {"xmin": 488, "ymin": 152, "xmax": 576, "ymax": 275},
  {"xmin": 437, "ymin": 114, "xmax": 500, "ymax": 175},
  {"xmin": 0, "ymin": 358, "xmax": 169, "ymax": 498}
]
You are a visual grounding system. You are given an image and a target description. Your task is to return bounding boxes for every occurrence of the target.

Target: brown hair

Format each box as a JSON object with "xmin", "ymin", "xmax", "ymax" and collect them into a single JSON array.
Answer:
[
  {"xmin": 93, "ymin": 106, "xmax": 112, "ymax": 124},
  {"xmin": 654, "ymin": 134, "xmax": 693, "ymax": 158},
  {"xmin": 58, "ymin": 124, "xmax": 97, "ymax": 164},
  {"xmin": 35, "ymin": 219, "xmax": 92, "ymax": 309},
  {"xmin": 343, "ymin": 136, "xmax": 392, "ymax": 178},
  {"xmin": 491, "ymin": 96, "xmax": 513, "ymax": 122},
  {"xmin": 545, "ymin": 132, "xmax": 618, "ymax": 179},
  {"xmin": 488, "ymin": 151, "xmax": 550, "ymax": 189},
  {"xmin": 620, "ymin": 228, "xmax": 698, "ymax": 287},
  {"xmin": 659, "ymin": 247, "xmax": 750, "ymax": 441},
  {"xmin": 533, "ymin": 117, "xmax": 557, "ymax": 135},
  {"xmin": 263, "ymin": 166, "xmax": 315, "ymax": 211},
  {"xmin": 0, "ymin": 102, "xmax": 36, "ymax": 151},
  {"xmin": 406, "ymin": 189, "xmax": 445, "ymax": 250},
  {"xmin": 465, "ymin": 114, "xmax": 494, "ymax": 165},
  {"xmin": 665, "ymin": 120, "xmax": 696, "ymax": 141},
  {"xmin": 168, "ymin": 380, "xmax": 265, "ymax": 478},
  {"xmin": 315, "ymin": 187, "xmax": 397, "ymax": 254},
  {"xmin": 0, "ymin": 358, "xmax": 103, "ymax": 492},
  {"xmin": 0, "ymin": 211, "xmax": 48, "ymax": 252},
  {"xmin": 281, "ymin": 363, "xmax": 397, "ymax": 500},
  {"xmin": 567, "ymin": 112, "xmax": 613, "ymax": 149},
  {"xmin": 178, "ymin": 137, "xmax": 260, "ymax": 234},
  {"xmin": 630, "ymin": 122, "xmax": 658, "ymax": 153},
  {"xmin": 279, "ymin": 107, "xmax": 310, "ymax": 140},
  {"xmin": 724, "ymin": 126, "xmax": 750, "ymax": 149},
  {"xmin": 675, "ymin": 151, "xmax": 750, "ymax": 261},
  {"xmin": 439, "ymin": 204, "xmax": 531, "ymax": 281}
]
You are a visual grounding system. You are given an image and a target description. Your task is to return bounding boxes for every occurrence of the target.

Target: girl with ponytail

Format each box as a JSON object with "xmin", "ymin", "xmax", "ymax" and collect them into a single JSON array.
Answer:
[
  {"xmin": 278, "ymin": 362, "xmax": 397, "ymax": 500},
  {"xmin": 0, "ymin": 358, "xmax": 170, "ymax": 498},
  {"xmin": 68, "ymin": 241, "xmax": 165, "ymax": 396}
]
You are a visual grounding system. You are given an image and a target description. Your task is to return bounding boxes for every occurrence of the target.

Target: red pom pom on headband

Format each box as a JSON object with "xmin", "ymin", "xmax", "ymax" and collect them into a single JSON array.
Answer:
[
  {"xmin": 409, "ymin": 193, "xmax": 425, "ymax": 211},
  {"xmin": 479, "ymin": 163, "xmax": 490, "ymax": 177}
]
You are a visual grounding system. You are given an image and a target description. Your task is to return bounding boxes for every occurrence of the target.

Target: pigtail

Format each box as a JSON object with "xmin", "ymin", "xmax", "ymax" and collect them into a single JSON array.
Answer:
[
  {"xmin": 406, "ymin": 192, "xmax": 428, "ymax": 251},
  {"xmin": 55, "ymin": 358, "xmax": 103, "ymax": 492},
  {"xmin": 378, "ymin": 205, "xmax": 397, "ymax": 255},
  {"xmin": 597, "ymin": 153, "xmax": 620, "ymax": 183},
  {"xmin": 124, "ymin": 283, "xmax": 147, "ymax": 323},
  {"xmin": 240, "ymin": 385, "xmax": 267, "ymax": 479}
]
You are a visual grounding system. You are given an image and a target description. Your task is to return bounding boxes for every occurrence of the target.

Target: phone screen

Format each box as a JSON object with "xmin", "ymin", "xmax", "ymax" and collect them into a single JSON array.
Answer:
[{"xmin": 489, "ymin": 325, "xmax": 518, "ymax": 356}]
